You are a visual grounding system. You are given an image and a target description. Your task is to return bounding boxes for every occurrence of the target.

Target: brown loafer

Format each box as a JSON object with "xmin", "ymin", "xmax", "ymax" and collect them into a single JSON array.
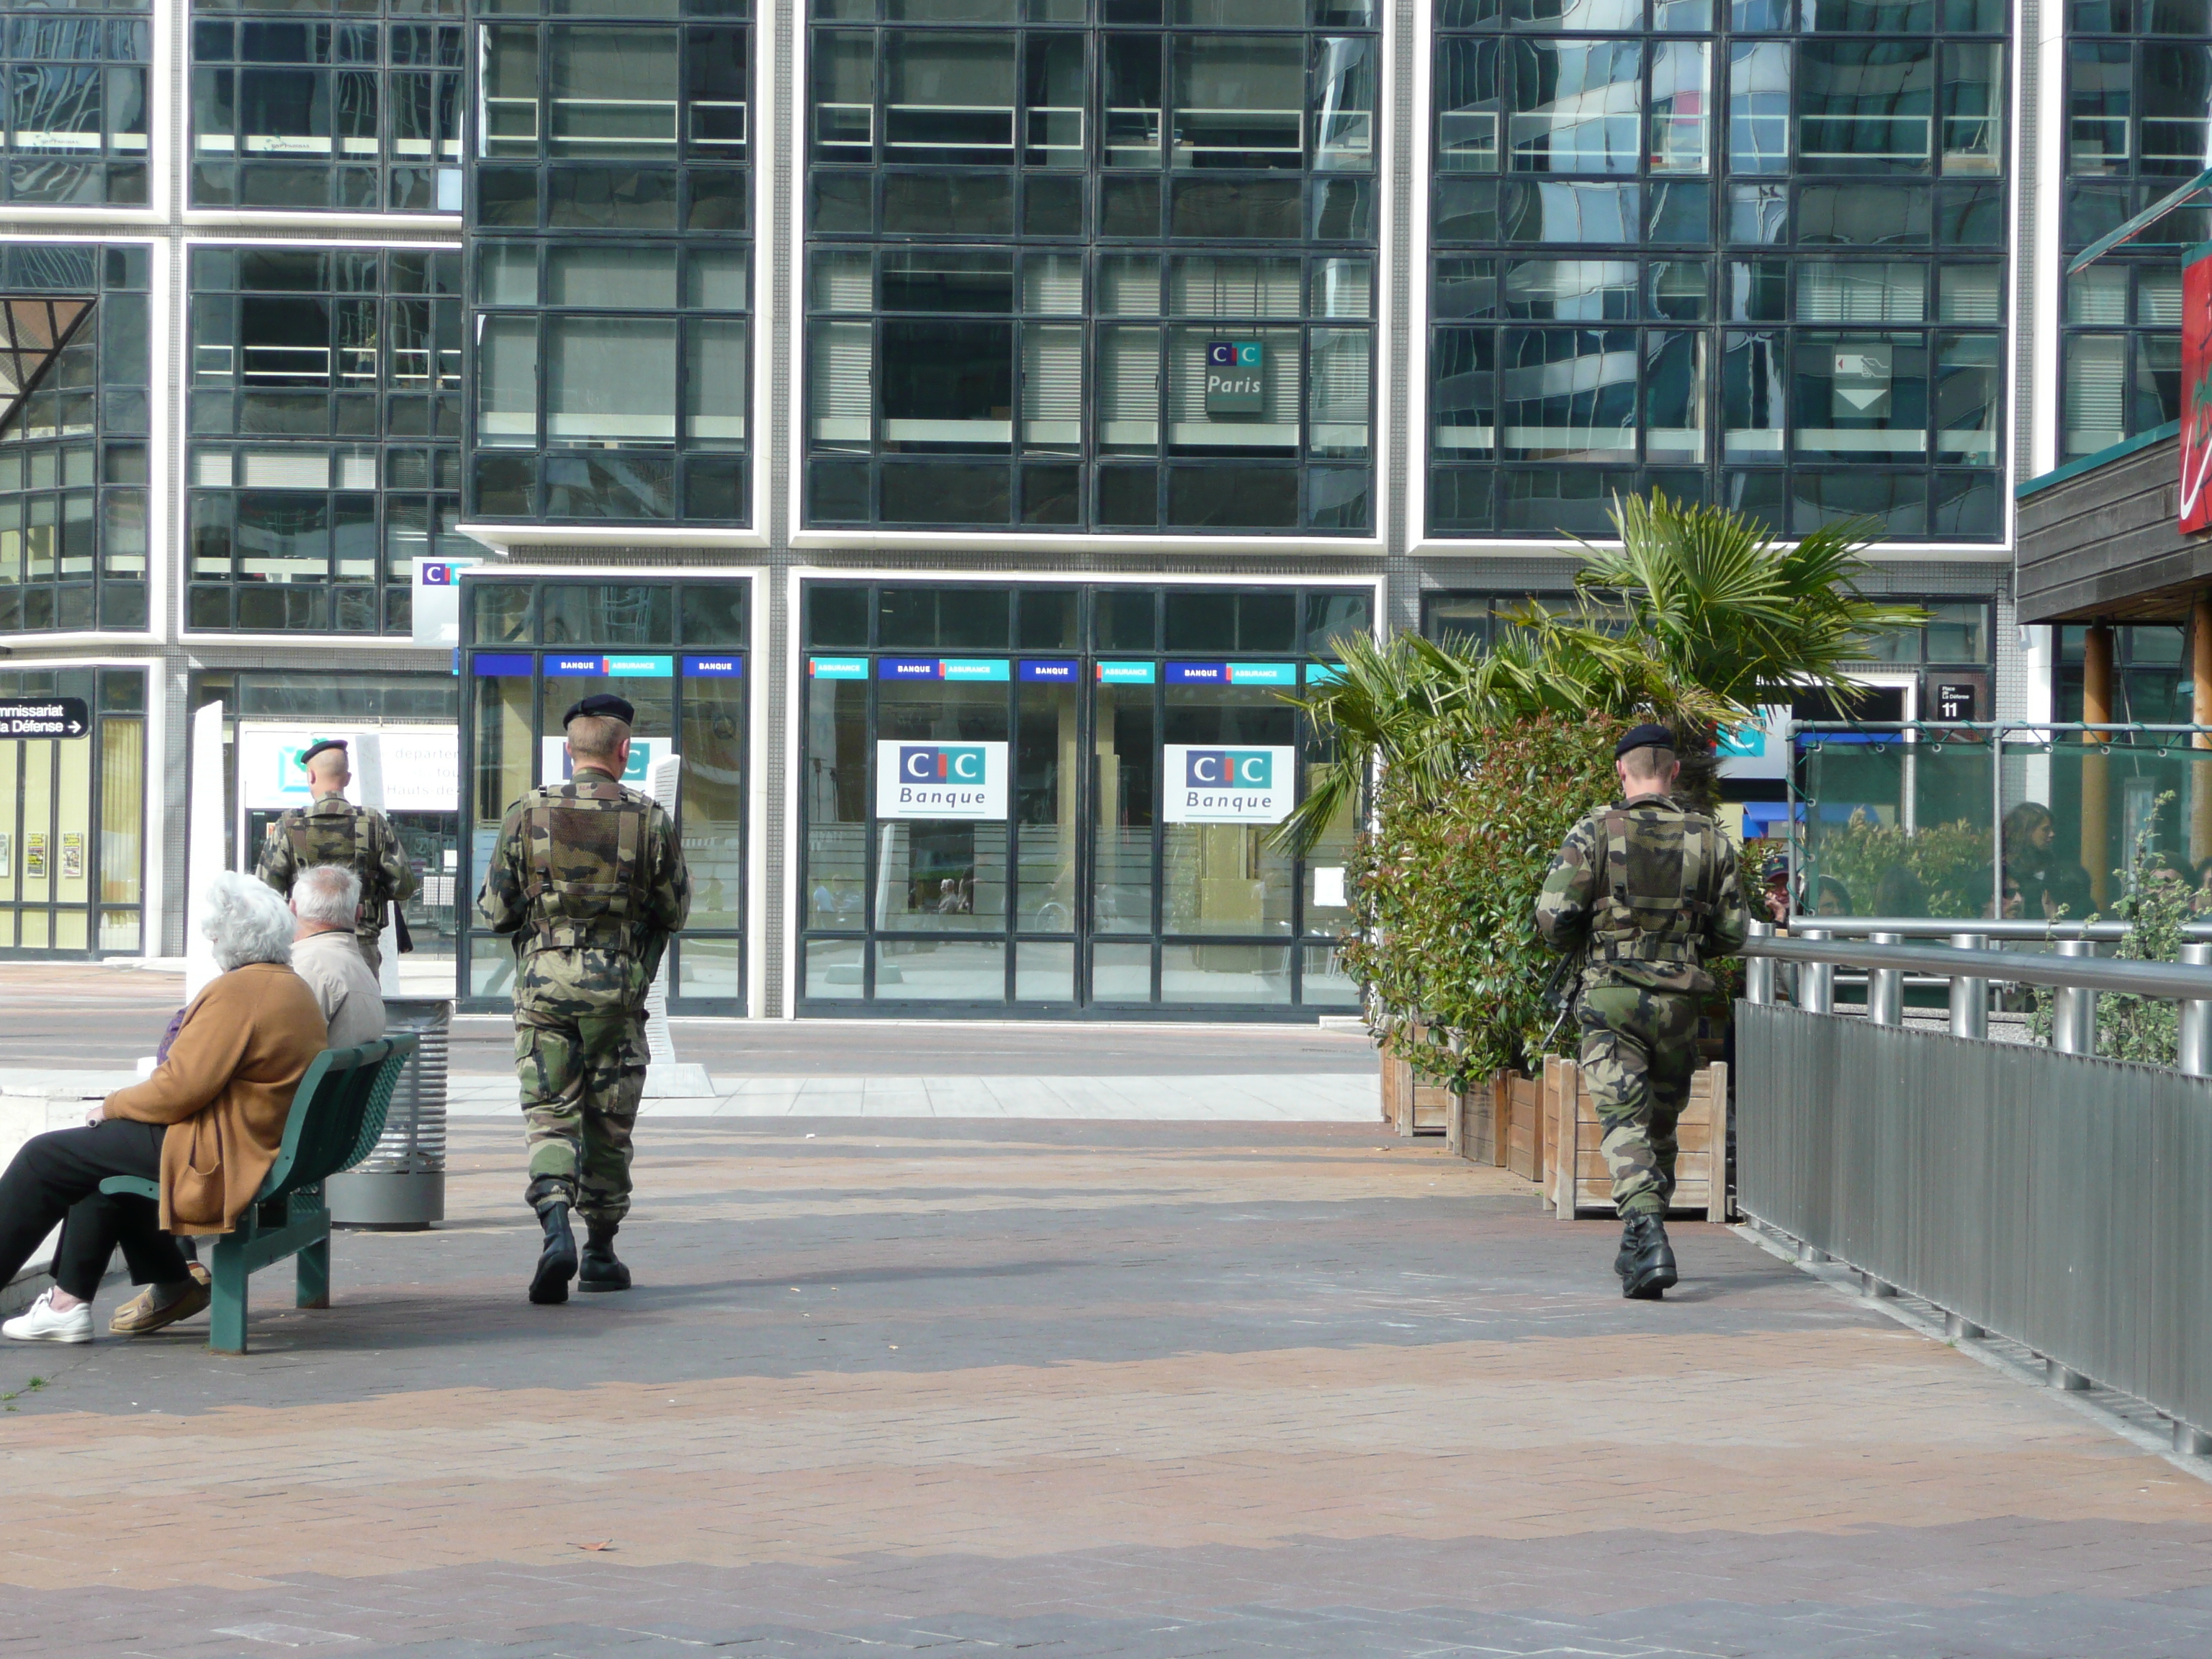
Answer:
[{"xmin": 109, "ymin": 1264, "xmax": 212, "ymax": 1336}]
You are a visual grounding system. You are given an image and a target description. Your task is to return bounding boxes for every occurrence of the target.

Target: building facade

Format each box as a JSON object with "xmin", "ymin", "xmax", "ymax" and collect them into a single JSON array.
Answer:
[{"xmin": 0, "ymin": 0, "xmax": 2133, "ymax": 1015}]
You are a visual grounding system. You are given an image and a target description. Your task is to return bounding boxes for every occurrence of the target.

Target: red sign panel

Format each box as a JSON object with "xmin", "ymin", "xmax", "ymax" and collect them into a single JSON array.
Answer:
[{"xmin": 2182, "ymin": 248, "xmax": 2212, "ymax": 531}]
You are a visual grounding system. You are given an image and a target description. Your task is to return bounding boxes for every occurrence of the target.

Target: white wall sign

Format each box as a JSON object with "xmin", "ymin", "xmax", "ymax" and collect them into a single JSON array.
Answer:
[
  {"xmin": 413, "ymin": 556, "xmax": 485, "ymax": 648},
  {"xmin": 874, "ymin": 740, "xmax": 1008, "ymax": 820},
  {"xmin": 538, "ymin": 737, "xmax": 675, "ymax": 794},
  {"xmin": 1714, "ymin": 706, "xmax": 1791, "ymax": 783},
  {"xmin": 1164, "ymin": 745, "xmax": 1295, "ymax": 824},
  {"xmin": 238, "ymin": 725, "xmax": 459, "ymax": 813}
]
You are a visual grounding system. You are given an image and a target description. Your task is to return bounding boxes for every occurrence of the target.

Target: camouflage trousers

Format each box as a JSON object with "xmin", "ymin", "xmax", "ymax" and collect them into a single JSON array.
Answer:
[
  {"xmin": 514, "ymin": 1006, "xmax": 649, "ymax": 1224},
  {"xmin": 355, "ymin": 929, "xmax": 384, "ymax": 976},
  {"xmin": 1576, "ymin": 984, "xmax": 1700, "ymax": 1218}
]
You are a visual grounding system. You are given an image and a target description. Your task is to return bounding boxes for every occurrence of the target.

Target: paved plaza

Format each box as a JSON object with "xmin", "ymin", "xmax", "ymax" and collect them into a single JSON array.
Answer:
[{"xmin": 2, "ymin": 1106, "xmax": 2211, "ymax": 1658}]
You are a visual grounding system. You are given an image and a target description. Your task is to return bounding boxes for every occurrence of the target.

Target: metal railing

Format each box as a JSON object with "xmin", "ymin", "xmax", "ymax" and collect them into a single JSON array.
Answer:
[{"xmin": 1737, "ymin": 925, "xmax": 2212, "ymax": 1453}]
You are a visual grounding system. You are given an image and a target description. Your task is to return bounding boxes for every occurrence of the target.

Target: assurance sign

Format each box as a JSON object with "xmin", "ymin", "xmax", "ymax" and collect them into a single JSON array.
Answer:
[{"xmin": 0, "ymin": 697, "xmax": 89, "ymax": 738}]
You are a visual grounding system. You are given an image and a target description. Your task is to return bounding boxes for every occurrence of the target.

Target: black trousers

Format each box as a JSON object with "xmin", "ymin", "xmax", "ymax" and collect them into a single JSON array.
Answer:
[{"xmin": 0, "ymin": 1119, "xmax": 189, "ymax": 1300}]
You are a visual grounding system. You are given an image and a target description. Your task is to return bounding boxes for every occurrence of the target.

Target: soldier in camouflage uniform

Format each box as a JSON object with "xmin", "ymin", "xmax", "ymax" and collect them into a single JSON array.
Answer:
[
  {"xmin": 256, "ymin": 738, "xmax": 415, "ymax": 974},
  {"xmin": 1534, "ymin": 723, "xmax": 1748, "ymax": 1300},
  {"xmin": 478, "ymin": 693, "xmax": 690, "ymax": 1305}
]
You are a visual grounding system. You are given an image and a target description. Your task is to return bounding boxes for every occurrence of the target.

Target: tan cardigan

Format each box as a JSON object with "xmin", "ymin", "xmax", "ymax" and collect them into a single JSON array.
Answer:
[{"xmin": 102, "ymin": 962, "xmax": 328, "ymax": 1235}]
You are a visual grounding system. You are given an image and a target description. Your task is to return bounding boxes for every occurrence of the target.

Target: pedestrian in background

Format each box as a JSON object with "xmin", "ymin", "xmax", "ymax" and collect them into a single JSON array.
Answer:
[
  {"xmin": 477, "ymin": 695, "xmax": 690, "ymax": 1305},
  {"xmin": 256, "ymin": 738, "xmax": 415, "ymax": 974},
  {"xmin": 1534, "ymin": 724, "xmax": 1748, "ymax": 1300}
]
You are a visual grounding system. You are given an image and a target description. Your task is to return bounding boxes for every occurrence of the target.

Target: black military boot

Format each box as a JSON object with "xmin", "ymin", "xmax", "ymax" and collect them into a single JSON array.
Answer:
[
  {"xmin": 529, "ymin": 1201, "xmax": 578, "ymax": 1305},
  {"xmin": 1617, "ymin": 1212, "xmax": 1678, "ymax": 1301},
  {"xmin": 577, "ymin": 1220, "xmax": 631, "ymax": 1292}
]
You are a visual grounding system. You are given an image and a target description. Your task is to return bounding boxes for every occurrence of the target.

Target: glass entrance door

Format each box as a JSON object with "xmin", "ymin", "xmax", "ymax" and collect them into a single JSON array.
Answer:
[{"xmin": 458, "ymin": 577, "xmax": 748, "ymax": 1013}]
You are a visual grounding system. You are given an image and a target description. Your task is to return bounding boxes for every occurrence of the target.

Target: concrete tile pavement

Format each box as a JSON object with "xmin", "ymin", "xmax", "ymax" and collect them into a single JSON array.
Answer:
[
  {"xmin": 0, "ymin": 1120, "xmax": 2206, "ymax": 1658},
  {"xmin": 441, "ymin": 1071, "xmax": 1381, "ymax": 1120}
]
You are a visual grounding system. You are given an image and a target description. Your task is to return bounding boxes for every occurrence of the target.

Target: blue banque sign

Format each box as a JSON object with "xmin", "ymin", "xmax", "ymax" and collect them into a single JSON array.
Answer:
[{"xmin": 1205, "ymin": 340, "xmax": 1264, "ymax": 417}]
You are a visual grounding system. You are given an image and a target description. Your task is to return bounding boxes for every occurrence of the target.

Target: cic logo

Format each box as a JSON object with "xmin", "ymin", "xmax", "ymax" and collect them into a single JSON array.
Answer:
[
  {"xmin": 1184, "ymin": 750, "xmax": 1273, "ymax": 788},
  {"xmin": 899, "ymin": 745, "xmax": 987, "ymax": 783},
  {"xmin": 1206, "ymin": 341, "xmax": 1263, "ymax": 369},
  {"xmin": 421, "ymin": 562, "xmax": 460, "ymax": 586}
]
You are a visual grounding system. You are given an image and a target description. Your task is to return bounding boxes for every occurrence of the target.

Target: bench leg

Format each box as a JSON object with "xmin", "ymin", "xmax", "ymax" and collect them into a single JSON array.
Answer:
[
  {"xmin": 297, "ymin": 1231, "xmax": 330, "ymax": 1310},
  {"xmin": 209, "ymin": 1240, "xmax": 249, "ymax": 1356}
]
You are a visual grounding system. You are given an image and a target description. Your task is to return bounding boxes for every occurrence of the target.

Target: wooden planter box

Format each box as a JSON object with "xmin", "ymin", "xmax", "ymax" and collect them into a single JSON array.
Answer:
[
  {"xmin": 1543, "ymin": 1057, "xmax": 1730, "ymax": 1222},
  {"xmin": 1380, "ymin": 1030, "xmax": 1453, "ymax": 1137}
]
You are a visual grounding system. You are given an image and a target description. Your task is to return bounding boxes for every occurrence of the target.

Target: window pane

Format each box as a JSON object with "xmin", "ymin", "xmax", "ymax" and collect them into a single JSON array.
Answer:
[
  {"xmin": 1934, "ymin": 331, "xmax": 1998, "ymax": 463},
  {"xmin": 1797, "ymin": 42, "xmax": 1934, "ymax": 174},
  {"xmin": 2064, "ymin": 333, "xmax": 2126, "ymax": 456},
  {"xmin": 686, "ymin": 318, "xmax": 747, "ymax": 447},
  {"xmin": 1793, "ymin": 333, "xmax": 1927, "ymax": 461},
  {"xmin": 810, "ymin": 318, "xmax": 872, "ymax": 449},
  {"xmin": 1645, "ymin": 330, "xmax": 1704, "ymax": 462},
  {"xmin": 1308, "ymin": 328, "xmax": 1370, "ymax": 457},
  {"xmin": 1437, "ymin": 37, "xmax": 1500, "ymax": 174},
  {"xmin": 1730, "ymin": 42, "xmax": 1790, "ymax": 175},
  {"xmin": 1173, "ymin": 37, "xmax": 1304, "ymax": 170},
  {"xmin": 549, "ymin": 28, "xmax": 678, "ymax": 159},
  {"xmin": 1501, "ymin": 328, "xmax": 1638, "ymax": 461},
  {"xmin": 546, "ymin": 317, "xmax": 677, "ymax": 442},
  {"xmin": 476, "ymin": 314, "xmax": 538, "ymax": 446},
  {"xmin": 885, "ymin": 32, "xmax": 1015, "ymax": 158},
  {"xmin": 1650, "ymin": 41, "xmax": 1709, "ymax": 175},
  {"xmin": 1510, "ymin": 41, "xmax": 1640, "ymax": 175}
]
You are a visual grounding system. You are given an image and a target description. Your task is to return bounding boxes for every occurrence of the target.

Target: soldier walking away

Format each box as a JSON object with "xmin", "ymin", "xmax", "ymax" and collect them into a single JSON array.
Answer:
[
  {"xmin": 1534, "ymin": 724, "xmax": 1748, "ymax": 1300},
  {"xmin": 255, "ymin": 738, "xmax": 416, "ymax": 975},
  {"xmin": 477, "ymin": 693, "xmax": 691, "ymax": 1305}
]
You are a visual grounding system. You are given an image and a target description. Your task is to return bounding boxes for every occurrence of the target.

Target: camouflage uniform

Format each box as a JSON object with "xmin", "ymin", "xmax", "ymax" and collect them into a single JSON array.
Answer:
[
  {"xmin": 477, "ymin": 763, "xmax": 690, "ymax": 1226},
  {"xmin": 256, "ymin": 793, "xmax": 415, "ymax": 974},
  {"xmin": 1534, "ymin": 795, "xmax": 1748, "ymax": 1216}
]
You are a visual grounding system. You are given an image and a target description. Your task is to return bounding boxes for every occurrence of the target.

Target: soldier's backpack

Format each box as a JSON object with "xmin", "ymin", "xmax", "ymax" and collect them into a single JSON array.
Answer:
[
  {"xmin": 521, "ymin": 776, "xmax": 656, "ymax": 957},
  {"xmin": 282, "ymin": 801, "xmax": 373, "ymax": 925},
  {"xmin": 1589, "ymin": 804, "xmax": 1724, "ymax": 968}
]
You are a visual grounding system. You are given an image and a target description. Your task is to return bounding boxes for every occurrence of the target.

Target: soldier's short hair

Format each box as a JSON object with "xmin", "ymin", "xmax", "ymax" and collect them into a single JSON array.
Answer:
[
  {"xmin": 294, "ymin": 863, "xmax": 361, "ymax": 927},
  {"xmin": 1621, "ymin": 743, "xmax": 1677, "ymax": 780},
  {"xmin": 567, "ymin": 713, "xmax": 629, "ymax": 763}
]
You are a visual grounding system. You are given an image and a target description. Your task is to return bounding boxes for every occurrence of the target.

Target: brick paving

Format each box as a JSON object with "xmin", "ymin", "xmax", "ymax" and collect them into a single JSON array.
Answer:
[{"xmin": 1, "ymin": 1118, "xmax": 2208, "ymax": 1658}]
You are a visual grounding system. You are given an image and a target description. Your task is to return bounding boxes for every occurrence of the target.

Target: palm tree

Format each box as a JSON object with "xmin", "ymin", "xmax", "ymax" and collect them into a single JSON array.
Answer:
[{"xmin": 1280, "ymin": 492, "xmax": 1925, "ymax": 855}]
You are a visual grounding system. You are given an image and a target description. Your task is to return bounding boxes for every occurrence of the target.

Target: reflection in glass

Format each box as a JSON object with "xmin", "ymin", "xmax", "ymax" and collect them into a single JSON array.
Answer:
[{"xmin": 1093, "ymin": 680, "xmax": 1155, "ymax": 933}]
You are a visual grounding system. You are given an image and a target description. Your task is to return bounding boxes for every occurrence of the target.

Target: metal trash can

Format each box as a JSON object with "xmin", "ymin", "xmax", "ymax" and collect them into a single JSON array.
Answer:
[{"xmin": 327, "ymin": 997, "xmax": 449, "ymax": 1230}]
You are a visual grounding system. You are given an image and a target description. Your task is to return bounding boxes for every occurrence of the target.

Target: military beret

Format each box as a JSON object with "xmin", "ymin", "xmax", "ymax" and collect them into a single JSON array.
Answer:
[
  {"xmin": 562, "ymin": 693, "xmax": 635, "ymax": 727},
  {"xmin": 299, "ymin": 738, "xmax": 348, "ymax": 765},
  {"xmin": 1614, "ymin": 723, "xmax": 1677, "ymax": 760}
]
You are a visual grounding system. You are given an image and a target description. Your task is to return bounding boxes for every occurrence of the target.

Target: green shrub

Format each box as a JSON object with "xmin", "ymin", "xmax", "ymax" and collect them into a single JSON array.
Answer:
[
  {"xmin": 1341, "ymin": 711, "xmax": 1624, "ymax": 1092},
  {"xmin": 1807, "ymin": 810, "xmax": 1995, "ymax": 920}
]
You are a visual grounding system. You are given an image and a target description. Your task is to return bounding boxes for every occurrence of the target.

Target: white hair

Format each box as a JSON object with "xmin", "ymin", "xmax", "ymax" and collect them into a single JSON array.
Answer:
[
  {"xmin": 202, "ymin": 871, "xmax": 295, "ymax": 971},
  {"xmin": 292, "ymin": 863, "xmax": 361, "ymax": 929}
]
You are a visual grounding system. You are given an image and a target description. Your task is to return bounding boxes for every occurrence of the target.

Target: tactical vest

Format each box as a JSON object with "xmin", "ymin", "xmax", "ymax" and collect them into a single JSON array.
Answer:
[
  {"xmin": 521, "ymin": 776, "xmax": 655, "ymax": 954},
  {"xmin": 283, "ymin": 800, "xmax": 373, "ymax": 925},
  {"xmin": 1588, "ymin": 802, "xmax": 1722, "ymax": 968}
]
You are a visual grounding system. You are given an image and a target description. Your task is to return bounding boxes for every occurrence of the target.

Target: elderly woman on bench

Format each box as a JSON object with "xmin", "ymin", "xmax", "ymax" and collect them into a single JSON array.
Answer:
[{"xmin": 0, "ymin": 872, "xmax": 327, "ymax": 1343}]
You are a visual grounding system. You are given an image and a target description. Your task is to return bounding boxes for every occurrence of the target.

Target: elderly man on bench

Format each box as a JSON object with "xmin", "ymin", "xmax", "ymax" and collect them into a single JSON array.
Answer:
[{"xmin": 0, "ymin": 873, "xmax": 327, "ymax": 1343}]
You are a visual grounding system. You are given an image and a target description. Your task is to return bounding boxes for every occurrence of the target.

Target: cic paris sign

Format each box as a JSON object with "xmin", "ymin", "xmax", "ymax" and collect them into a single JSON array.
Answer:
[
  {"xmin": 2184, "ymin": 245, "xmax": 2212, "ymax": 533},
  {"xmin": 1205, "ymin": 340, "xmax": 1264, "ymax": 417}
]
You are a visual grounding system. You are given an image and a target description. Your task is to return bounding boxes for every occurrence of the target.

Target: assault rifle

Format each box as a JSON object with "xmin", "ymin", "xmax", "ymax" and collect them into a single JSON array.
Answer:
[{"xmin": 1537, "ymin": 941, "xmax": 1587, "ymax": 1052}]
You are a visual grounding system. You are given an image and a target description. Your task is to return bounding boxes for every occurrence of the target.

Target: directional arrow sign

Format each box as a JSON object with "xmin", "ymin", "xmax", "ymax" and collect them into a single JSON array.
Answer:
[{"xmin": 0, "ymin": 696, "xmax": 90, "ymax": 738}]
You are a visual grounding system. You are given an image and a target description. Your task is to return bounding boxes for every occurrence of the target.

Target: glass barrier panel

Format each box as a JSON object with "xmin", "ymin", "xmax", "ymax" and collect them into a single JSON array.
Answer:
[
  {"xmin": 1797, "ymin": 730, "xmax": 1994, "ymax": 920},
  {"xmin": 2002, "ymin": 737, "xmax": 2212, "ymax": 921}
]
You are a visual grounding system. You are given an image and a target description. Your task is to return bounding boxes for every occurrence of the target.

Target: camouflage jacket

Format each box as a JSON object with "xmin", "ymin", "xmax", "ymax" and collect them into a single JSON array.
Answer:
[
  {"xmin": 477, "ymin": 763, "xmax": 691, "ymax": 1017},
  {"xmin": 1534, "ymin": 793, "xmax": 1749, "ymax": 995},
  {"xmin": 256, "ymin": 793, "xmax": 415, "ymax": 943}
]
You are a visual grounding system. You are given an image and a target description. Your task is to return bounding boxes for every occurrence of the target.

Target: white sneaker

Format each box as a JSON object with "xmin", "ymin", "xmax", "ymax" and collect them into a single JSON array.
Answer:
[{"xmin": 3, "ymin": 1289, "xmax": 93, "ymax": 1344}]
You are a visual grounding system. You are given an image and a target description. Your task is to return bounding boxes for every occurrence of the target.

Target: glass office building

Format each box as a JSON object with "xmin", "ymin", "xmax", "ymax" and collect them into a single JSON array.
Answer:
[{"xmin": 0, "ymin": 0, "xmax": 2081, "ymax": 1015}]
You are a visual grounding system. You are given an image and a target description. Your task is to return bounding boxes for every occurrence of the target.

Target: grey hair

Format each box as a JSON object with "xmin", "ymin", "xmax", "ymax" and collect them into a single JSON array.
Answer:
[
  {"xmin": 292, "ymin": 863, "xmax": 361, "ymax": 929},
  {"xmin": 202, "ymin": 871, "xmax": 295, "ymax": 971}
]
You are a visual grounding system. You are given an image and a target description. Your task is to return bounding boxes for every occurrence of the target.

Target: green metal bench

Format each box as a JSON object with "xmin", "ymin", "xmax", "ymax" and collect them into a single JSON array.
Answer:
[{"xmin": 99, "ymin": 1035, "xmax": 416, "ymax": 1354}]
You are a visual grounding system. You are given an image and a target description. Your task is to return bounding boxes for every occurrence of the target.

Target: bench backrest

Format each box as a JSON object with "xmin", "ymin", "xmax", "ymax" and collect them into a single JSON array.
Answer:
[{"xmin": 260, "ymin": 1033, "xmax": 418, "ymax": 1202}]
